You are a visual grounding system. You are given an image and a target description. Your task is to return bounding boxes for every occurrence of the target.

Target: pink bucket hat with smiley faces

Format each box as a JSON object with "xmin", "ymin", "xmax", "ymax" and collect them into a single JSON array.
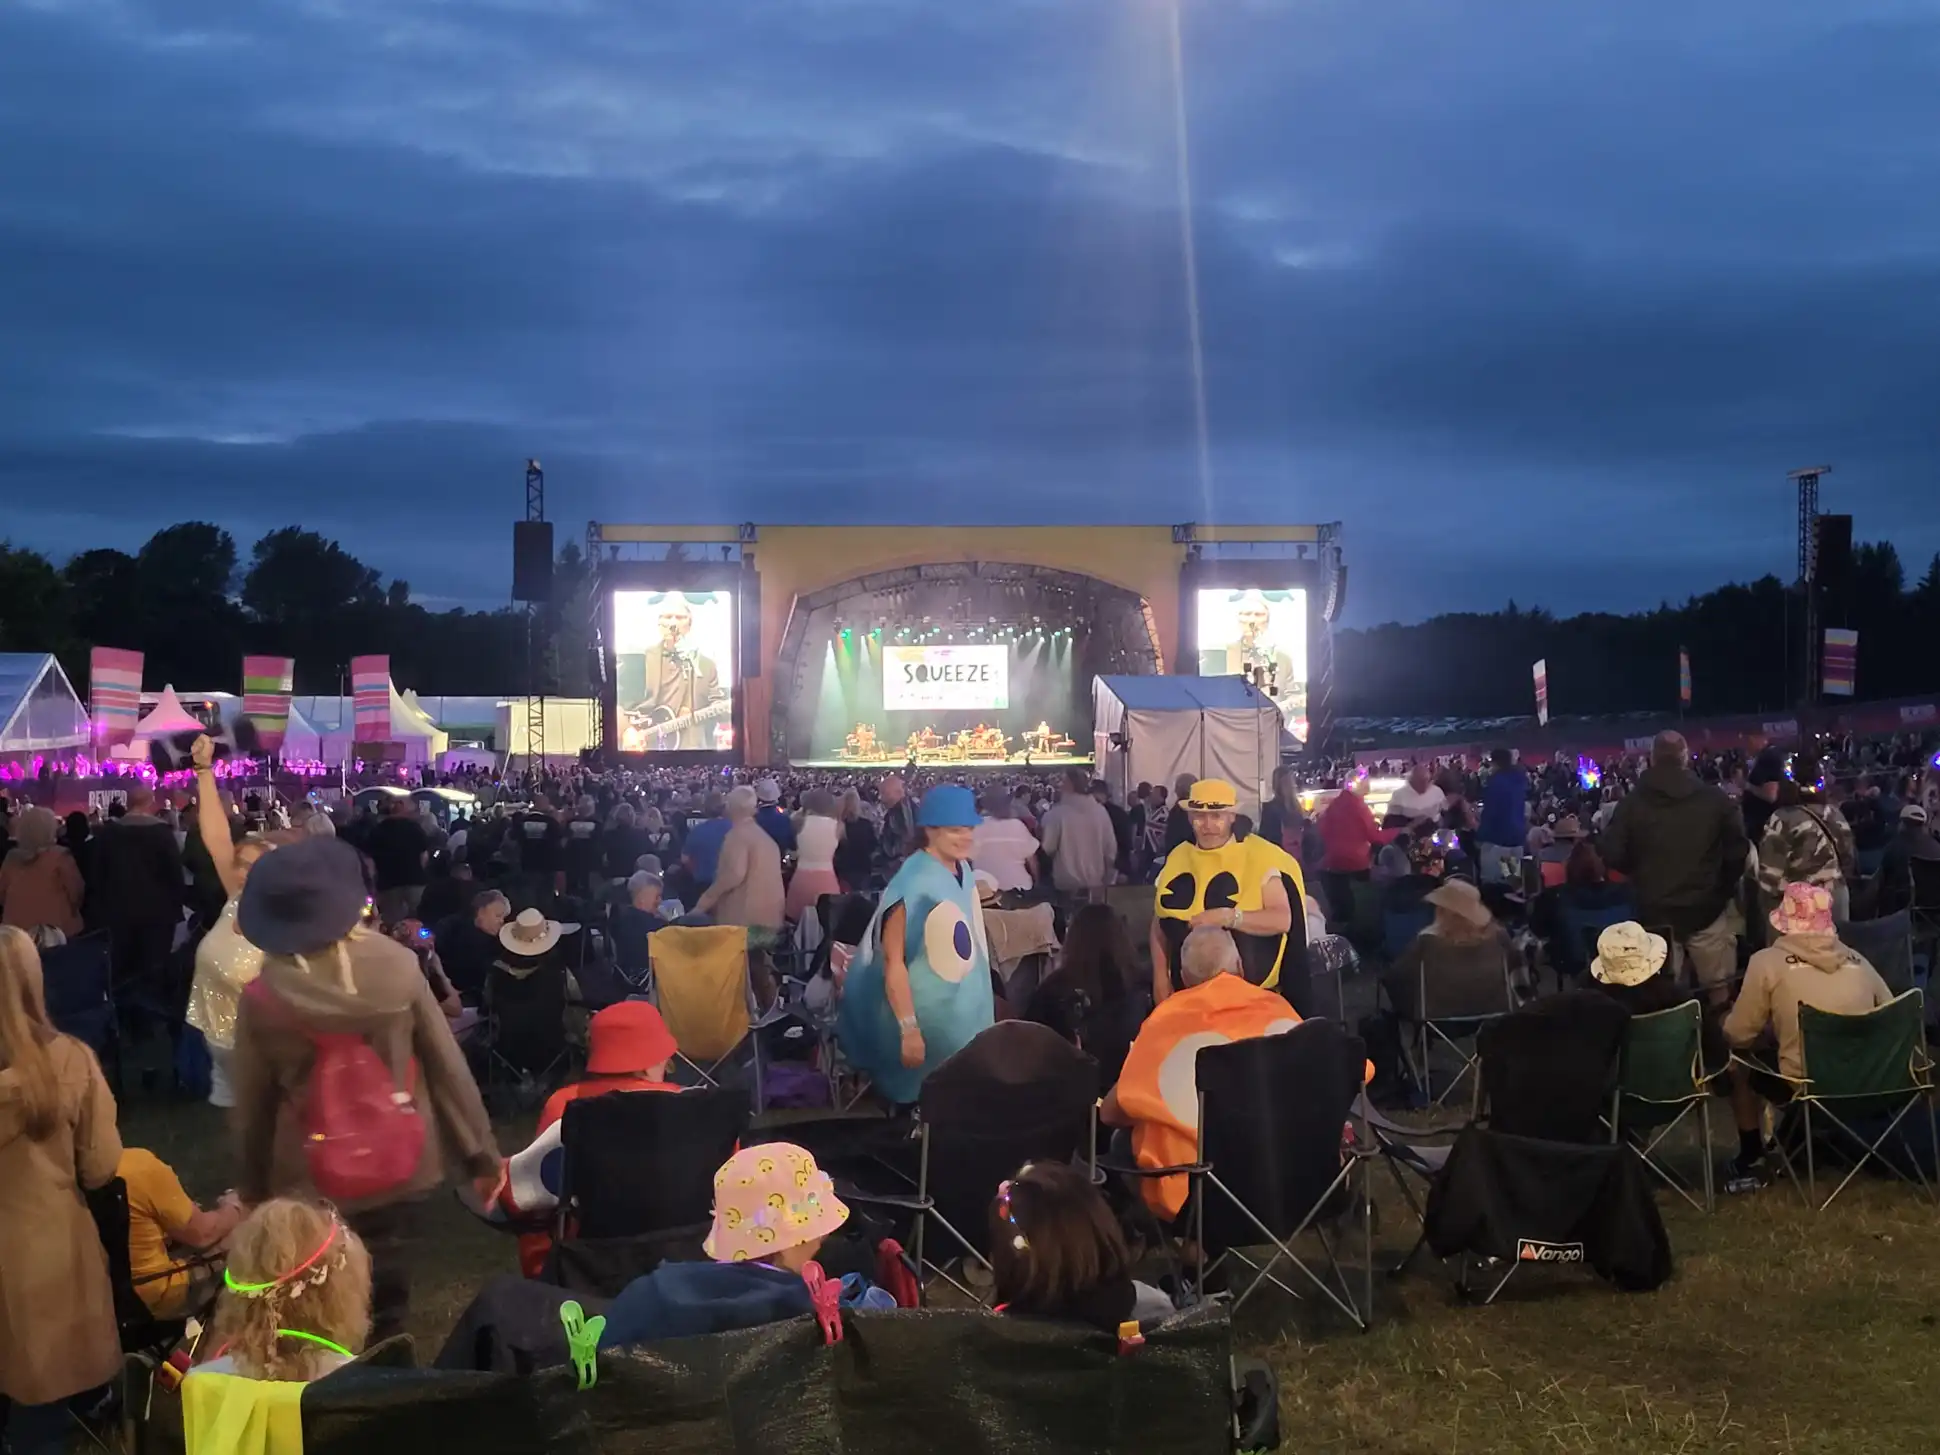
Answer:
[{"xmin": 704, "ymin": 1142, "xmax": 850, "ymax": 1263}]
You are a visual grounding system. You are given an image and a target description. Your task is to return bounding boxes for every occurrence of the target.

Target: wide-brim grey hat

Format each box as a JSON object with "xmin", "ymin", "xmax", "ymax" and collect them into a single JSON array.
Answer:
[{"xmin": 237, "ymin": 837, "xmax": 370, "ymax": 956}]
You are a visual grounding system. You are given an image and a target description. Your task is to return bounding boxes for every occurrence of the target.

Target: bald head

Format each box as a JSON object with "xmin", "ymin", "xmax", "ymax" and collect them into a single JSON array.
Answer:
[{"xmin": 1651, "ymin": 731, "xmax": 1690, "ymax": 771}]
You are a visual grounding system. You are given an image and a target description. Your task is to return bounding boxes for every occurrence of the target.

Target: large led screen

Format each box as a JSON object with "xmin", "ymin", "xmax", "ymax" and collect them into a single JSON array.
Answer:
[
  {"xmin": 883, "ymin": 643, "xmax": 1010, "ymax": 713},
  {"xmin": 1195, "ymin": 586, "xmax": 1309, "ymax": 742},
  {"xmin": 613, "ymin": 589, "xmax": 736, "ymax": 752}
]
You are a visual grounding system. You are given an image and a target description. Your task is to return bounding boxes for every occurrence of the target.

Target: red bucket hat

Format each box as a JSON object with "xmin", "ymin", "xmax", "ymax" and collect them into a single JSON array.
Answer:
[{"xmin": 586, "ymin": 1001, "xmax": 678, "ymax": 1075}]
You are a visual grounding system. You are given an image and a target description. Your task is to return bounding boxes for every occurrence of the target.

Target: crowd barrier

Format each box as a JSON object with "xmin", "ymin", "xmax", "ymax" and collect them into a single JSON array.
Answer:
[{"xmin": 178, "ymin": 1306, "xmax": 1238, "ymax": 1455}]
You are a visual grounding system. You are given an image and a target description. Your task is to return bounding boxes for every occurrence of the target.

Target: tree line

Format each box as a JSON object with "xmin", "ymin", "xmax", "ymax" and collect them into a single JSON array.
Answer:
[{"xmin": 1, "ymin": 522, "xmax": 1935, "ymax": 719}]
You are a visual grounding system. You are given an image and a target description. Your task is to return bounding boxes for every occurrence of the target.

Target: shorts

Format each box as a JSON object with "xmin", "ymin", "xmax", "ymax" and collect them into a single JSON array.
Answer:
[
  {"xmin": 1672, "ymin": 908, "xmax": 1738, "ymax": 992},
  {"xmin": 1735, "ymin": 1045, "xmax": 1795, "ymax": 1106}
]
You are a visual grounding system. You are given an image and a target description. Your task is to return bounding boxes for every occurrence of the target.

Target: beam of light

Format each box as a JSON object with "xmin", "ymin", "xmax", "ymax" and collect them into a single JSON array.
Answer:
[{"xmin": 1167, "ymin": 0, "xmax": 1214, "ymax": 519}]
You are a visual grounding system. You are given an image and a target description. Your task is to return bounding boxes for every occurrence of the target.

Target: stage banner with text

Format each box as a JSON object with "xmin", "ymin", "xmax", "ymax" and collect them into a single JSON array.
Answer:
[
  {"xmin": 1533, "ymin": 659, "xmax": 1549, "ymax": 727},
  {"xmin": 242, "ymin": 655, "xmax": 296, "ymax": 752},
  {"xmin": 883, "ymin": 644, "xmax": 1010, "ymax": 713},
  {"xmin": 352, "ymin": 655, "xmax": 392, "ymax": 741},
  {"xmin": 89, "ymin": 647, "xmax": 143, "ymax": 746},
  {"xmin": 1822, "ymin": 629, "xmax": 1857, "ymax": 697}
]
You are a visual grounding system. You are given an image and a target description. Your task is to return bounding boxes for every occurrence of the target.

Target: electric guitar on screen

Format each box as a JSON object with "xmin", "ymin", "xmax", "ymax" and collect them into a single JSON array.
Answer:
[{"xmin": 624, "ymin": 698, "xmax": 734, "ymax": 751}]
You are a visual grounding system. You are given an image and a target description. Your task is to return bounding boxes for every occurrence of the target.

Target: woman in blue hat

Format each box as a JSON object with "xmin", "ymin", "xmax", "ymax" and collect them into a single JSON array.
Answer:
[{"xmin": 836, "ymin": 784, "xmax": 994, "ymax": 1104}]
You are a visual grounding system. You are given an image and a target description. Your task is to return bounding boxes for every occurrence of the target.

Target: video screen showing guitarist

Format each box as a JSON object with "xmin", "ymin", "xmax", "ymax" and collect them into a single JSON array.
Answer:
[{"xmin": 615, "ymin": 590, "xmax": 734, "ymax": 751}]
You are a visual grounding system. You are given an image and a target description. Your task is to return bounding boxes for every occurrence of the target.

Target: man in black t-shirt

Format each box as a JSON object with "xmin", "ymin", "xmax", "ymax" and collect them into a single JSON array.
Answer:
[
  {"xmin": 367, "ymin": 795, "xmax": 430, "ymax": 924},
  {"xmin": 516, "ymin": 796, "xmax": 566, "ymax": 904}
]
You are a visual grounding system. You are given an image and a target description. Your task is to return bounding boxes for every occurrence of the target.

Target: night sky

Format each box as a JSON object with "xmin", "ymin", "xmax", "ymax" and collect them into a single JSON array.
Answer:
[{"xmin": 4, "ymin": 0, "xmax": 1938, "ymax": 625}]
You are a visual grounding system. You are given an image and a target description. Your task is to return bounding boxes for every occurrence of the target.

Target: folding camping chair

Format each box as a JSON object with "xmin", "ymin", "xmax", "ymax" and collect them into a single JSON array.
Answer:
[
  {"xmin": 1105, "ymin": 1022, "xmax": 1375, "ymax": 1328},
  {"xmin": 1837, "ymin": 911, "xmax": 1916, "ymax": 995},
  {"xmin": 42, "ymin": 932, "xmax": 121, "ymax": 1096},
  {"xmin": 1557, "ymin": 898, "xmax": 1635, "ymax": 985},
  {"xmin": 1401, "ymin": 937, "xmax": 1516, "ymax": 1109},
  {"xmin": 482, "ymin": 962, "xmax": 571, "ymax": 1111},
  {"xmin": 650, "ymin": 924, "xmax": 788, "ymax": 1108},
  {"xmin": 543, "ymin": 1086, "xmax": 752, "ymax": 1295},
  {"xmin": 842, "ymin": 1022, "xmax": 1100, "ymax": 1302},
  {"xmin": 1380, "ymin": 903, "xmax": 1433, "ymax": 964},
  {"xmin": 1604, "ymin": 1000, "xmax": 1720, "ymax": 1212},
  {"xmin": 1756, "ymin": 990, "xmax": 1938, "ymax": 1212},
  {"xmin": 1352, "ymin": 1092, "xmax": 1458, "ymax": 1274}
]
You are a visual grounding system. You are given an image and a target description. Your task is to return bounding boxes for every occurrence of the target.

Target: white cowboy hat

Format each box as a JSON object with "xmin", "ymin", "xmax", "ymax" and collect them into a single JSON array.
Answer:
[
  {"xmin": 498, "ymin": 907, "xmax": 565, "ymax": 958},
  {"xmin": 1591, "ymin": 921, "xmax": 1668, "ymax": 988}
]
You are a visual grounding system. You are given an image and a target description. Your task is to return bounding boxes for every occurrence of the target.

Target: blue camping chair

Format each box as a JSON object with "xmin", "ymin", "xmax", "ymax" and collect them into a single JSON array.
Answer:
[
  {"xmin": 1381, "ymin": 904, "xmax": 1435, "ymax": 963},
  {"xmin": 41, "ymin": 932, "xmax": 121, "ymax": 1093},
  {"xmin": 1557, "ymin": 895, "xmax": 1636, "ymax": 982}
]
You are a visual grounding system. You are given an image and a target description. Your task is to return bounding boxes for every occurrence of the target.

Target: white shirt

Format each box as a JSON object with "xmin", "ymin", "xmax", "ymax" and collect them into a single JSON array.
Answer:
[
  {"xmin": 972, "ymin": 817, "xmax": 1041, "ymax": 892},
  {"xmin": 796, "ymin": 814, "xmax": 840, "ymax": 873},
  {"xmin": 1387, "ymin": 782, "xmax": 1447, "ymax": 824}
]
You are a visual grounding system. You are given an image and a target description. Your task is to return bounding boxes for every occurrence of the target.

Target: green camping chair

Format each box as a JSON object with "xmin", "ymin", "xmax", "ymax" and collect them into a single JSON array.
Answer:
[
  {"xmin": 1760, "ymin": 991, "xmax": 1937, "ymax": 1213},
  {"xmin": 1606, "ymin": 1001, "xmax": 1720, "ymax": 1213}
]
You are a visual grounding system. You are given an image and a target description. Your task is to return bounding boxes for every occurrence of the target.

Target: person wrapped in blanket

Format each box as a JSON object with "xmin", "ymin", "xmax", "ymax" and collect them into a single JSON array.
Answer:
[
  {"xmin": 599, "ymin": 1142, "xmax": 899, "ymax": 1347},
  {"xmin": 990, "ymin": 1161, "xmax": 1173, "ymax": 1333},
  {"xmin": 835, "ymin": 785, "xmax": 995, "ymax": 1105},
  {"xmin": 489, "ymin": 1001, "xmax": 684, "ymax": 1275}
]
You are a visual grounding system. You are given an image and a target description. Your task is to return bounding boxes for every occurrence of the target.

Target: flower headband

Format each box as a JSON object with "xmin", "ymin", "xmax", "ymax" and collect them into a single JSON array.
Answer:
[
  {"xmin": 997, "ymin": 1166, "xmax": 1035, "ymax": 1252},
  {"xmin": 224, "ymin": 1218, "xmax": 345, "ymax": 1300}
]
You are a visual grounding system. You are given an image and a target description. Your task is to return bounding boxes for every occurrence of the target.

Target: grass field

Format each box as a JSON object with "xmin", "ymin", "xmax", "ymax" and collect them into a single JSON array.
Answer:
[{"xmin": 122, "ymin": 1086, "xmax": 1940, "ymax": 1455}]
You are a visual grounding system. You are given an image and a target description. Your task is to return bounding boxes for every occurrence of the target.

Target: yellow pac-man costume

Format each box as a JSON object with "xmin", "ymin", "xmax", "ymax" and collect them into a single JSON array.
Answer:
[{"xmin": 1154, "ymin": 832, "xmax": 1309, "ymax": 1005}]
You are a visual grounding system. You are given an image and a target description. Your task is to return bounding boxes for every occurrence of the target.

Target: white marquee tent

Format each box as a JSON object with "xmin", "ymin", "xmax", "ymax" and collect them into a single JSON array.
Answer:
[
  {"xmin": 0, "ymin": 654, "xmax": 91, "ymax": 756},
  {"xmin": 1091, "ymin": 675, "xmax": 1283, "ymax": 821}
]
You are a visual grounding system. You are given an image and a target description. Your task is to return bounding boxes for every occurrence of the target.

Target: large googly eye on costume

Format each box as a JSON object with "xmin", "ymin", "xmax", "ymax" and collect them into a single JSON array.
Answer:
[
  {"xmin": 1203, "ymin": 872, "xmax": 1240, "ymax": 910},
  {"xmin": 1155, "ymin": 1031, "xmax": 1231, "ymax": 1131},
  {"xmin": 924, "ymin": 903, "xmax": 976, "ymax": 983},
  {"xmin": 1158, "ymin": 874, "xmax": 1199, "ymax": 913}
]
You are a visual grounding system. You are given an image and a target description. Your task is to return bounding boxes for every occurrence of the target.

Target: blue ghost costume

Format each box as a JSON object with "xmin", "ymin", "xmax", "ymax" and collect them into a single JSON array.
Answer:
[{"xmin": 836, "ymin": 786, "xmax": 994, "ymax": 1105}]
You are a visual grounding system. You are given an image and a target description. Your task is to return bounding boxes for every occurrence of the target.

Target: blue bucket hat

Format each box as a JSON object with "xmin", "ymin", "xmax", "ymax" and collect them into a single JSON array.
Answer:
[{"xmin": 916, "ymin": 785, "xmax": 980, "ymax": 829}]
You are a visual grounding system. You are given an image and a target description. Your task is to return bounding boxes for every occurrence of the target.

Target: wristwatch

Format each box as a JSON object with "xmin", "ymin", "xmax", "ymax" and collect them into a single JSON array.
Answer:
[{"xmin": 1229, "ymin": 907, "xmax": 1244, "ymax": 930}]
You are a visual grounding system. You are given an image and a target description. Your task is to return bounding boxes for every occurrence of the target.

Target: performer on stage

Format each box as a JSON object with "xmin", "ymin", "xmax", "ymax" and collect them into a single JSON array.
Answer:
[
  {"xmin": 621, "ymin": 594, "xmax": 728, "ymax": 750},
  {"xmin": 1200, "ymin": 589, "xmax": 1304, "ymax": 729},
  {"xmin": 1151, "ymin": 779, "xmax": 1310, "ymax": 1015}
]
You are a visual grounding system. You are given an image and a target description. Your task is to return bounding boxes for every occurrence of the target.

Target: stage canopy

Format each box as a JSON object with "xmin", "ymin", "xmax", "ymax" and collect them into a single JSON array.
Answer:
[
  {"xmin": 133, "ymin": 685, "xmax": 206, "ymax": 739},
  {"xmin": 0, "ymin": 654, "xmax": 91, "ymax": 757},
  {"xmin": 1091, "ymin": 675, "xmax": 1283, "ymax": 821}
]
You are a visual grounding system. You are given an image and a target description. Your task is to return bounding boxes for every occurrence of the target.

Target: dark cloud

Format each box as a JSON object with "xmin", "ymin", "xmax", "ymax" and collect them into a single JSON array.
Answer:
[{"xmin": 2, "ymin": 0, "xmax": 1937, "ymax": 627}]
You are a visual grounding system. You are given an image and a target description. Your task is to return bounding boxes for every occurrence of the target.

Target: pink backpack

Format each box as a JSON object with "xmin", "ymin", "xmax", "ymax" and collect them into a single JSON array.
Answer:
[{"xmin": 302, "ymin": 1029, "xmax": 426, "ymax": 1202}]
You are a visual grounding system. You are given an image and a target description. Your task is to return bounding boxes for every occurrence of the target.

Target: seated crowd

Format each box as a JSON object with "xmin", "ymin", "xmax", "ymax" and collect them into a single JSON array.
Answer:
[{"xmin": 0, "ymin": 725, "xmax": 1937, "ymax": 1452}]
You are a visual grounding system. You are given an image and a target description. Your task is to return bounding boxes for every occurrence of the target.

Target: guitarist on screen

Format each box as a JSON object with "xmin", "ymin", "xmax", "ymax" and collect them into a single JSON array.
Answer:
[{"xmin": 622, "ymin": 593, "xmax": 728, "ymax": 750}]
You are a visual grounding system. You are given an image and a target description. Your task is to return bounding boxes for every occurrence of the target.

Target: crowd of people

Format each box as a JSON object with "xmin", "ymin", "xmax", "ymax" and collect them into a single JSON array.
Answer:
[{"xmin": 1, "ymin": 724, "xmax": 1938, "ymax": 1451}]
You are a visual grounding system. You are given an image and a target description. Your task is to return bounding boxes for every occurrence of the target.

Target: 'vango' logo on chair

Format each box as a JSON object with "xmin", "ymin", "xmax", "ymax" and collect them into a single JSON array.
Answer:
[{"xmin": 1515, "ymin": 1239, "xmax": 1585, "ymax": 1263}]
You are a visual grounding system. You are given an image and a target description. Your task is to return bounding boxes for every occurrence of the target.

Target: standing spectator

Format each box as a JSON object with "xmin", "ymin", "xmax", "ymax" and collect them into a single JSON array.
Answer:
[
  {"xmin": 1090, "ymin": 780, "xmax": 1136, "ymax": 881},
  {"xmin": 1316, "ymin": 777, "xmax": 1400, "ymax": 924},
  {"xmin": 1142, "ymin": 786, "xmax": 1170, "ymax": 875},
  {"xmin": 563, "ymin": 797, "xmax": 604, "ymax": 896},
  {"xmin": 229, "ymin": 838, "xmax": 501, "ymax": 1343},
  {"xmin": 1879, "ymin": 805, "xmax": 1940, "ymax": 915},
  {"xmin": 1386, "ymin": 761, "xmax": 1449, "ymax": 830},
  {"xmin": 1753, "ymin": 764, "xmax": 1856, "ymax": 923},
  {"xmin": 1162, "ymin": 773, "xmax": 1196, "ymax": 857},
  {"xmin": 602, "ymin": 804, "xmax": 652, "ymax": 883},
  {"xmin": 1257, "ymin": 767, "xmax": 1311, "ymax": 866},
  {"xmin": 833, "ymin": 788, "xmax": 879, "ymax": 891},
  {"xmin": 1741, "ymin": 750, "xmax": 1787, "ymax": 845},
  {"xmin": 89, "ymin": 784, "xmax": 184, "ymax": 993},
  {"xmin": 786, "ymin": 788, "xmax": 843, "ymax": 921},
  {"xmin": 877, "ymin": 776, "xmax": 916, "ymax": 867},
  {"xmin": 514, "ymin": 796, "xmax": 566, "ymax": 905},
  {"xmin": 1040, "ymin": 767, "xmax": 1118, "ymax": 898},
  {"xmin": 695, "ymin": 786, "xmax": 786, "ymax": 938},
  {"xmin": 679, "ymin": 794, "xmax": 731, "ymax": 896},
  {"xmin": 753, "ymin": 779, "xmax": 797, "ymax": 855},
  {"xmin": 1601, "ymin": 731, "xmax": 1749, "ymax": 1004},
  {"xmin": 0, "ymin": 806, "xmax": 85, "ymax": 939},
  {"xmin": 972, "ymin": 793, "xmax": 1040, "ymax": 894},
  {"xmin": 366, "ymin": 794, "xmax": 430, "ymax": 925},
  {"xmin": 1475, "ymin": 749, "xmax": 1530, "ymax": 885},
  {"xmin": 0, "ymin": 926, "xmax": 122, "ymax": 1452}
]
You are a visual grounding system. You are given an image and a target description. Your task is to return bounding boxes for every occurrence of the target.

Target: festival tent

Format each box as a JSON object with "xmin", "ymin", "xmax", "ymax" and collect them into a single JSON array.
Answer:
[
  {"xmin": 299, "ymin": 681, "xmax": 449, "ymax": 765},
  {"xmin": 131, "ymin": 685, "xmax": 208, "ymax": 740},
  {"xmin": 1091, "ymin": 675, "xmax": 1283, "ymax": 822},
  {"xmin": 0, "ymin": 653, "xmax": 91, "ymax": 757},
  {"xmin": 194, "ymin": 692, "xmax": 326, "ymax": 761}
]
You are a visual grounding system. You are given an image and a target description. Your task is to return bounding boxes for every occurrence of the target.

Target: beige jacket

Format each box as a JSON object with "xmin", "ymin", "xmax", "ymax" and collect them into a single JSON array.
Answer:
[
  {"xmin": 700, "ymin": 820, "xmax": 786, "ymax": 932},
  {"xmin": 1723, "ymin": 933, "xmax": 1893, "ymax": 1080},
  {"xmin": 0, "ymin": 1036, "xmax": 122, "ymax": 1405},
  {"xmin": 230, "ymin": 929, "xmax": 498, "ymax": 1210}
]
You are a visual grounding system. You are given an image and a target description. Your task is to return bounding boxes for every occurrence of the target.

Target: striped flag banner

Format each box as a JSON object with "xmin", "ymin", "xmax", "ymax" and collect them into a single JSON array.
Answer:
[
  {"xmin": 351, "ymin": 655, "xmax": 392, "ymax": 741},
  {"xmin": 1678, "ymin": 648, "xmax": 1692, "ymax": 707},
  {"xmin": 1822, "ymin": 629, "xmax": 1858, "ymax": 698},
  {"xmin": 89, "ymin": 647, "xmax": 144, "ymax": 746},
  {"xmin": 242, "ymin": 655, "xmax": 296, "ymax": 752},
  {"xmin": 1532, "ymin": 658, "xmax": 1549, "ymax": 727}
]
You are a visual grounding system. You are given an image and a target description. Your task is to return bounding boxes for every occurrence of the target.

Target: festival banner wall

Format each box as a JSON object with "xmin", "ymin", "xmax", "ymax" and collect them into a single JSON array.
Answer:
[
  {"xmin": 1678, "ymin": 648, "xmax": 1692, "ymax": 708},
  {"xmin": 1533, "ymin": 658, "xmax": 1549, "ymax": 727},
  {"xmin": 1822, "ymin": 629, "xmax": 1858, "ymax": 697},
  {"xmin": 89, "ymin": 647, "xmax": 144, "ymax": 746},
  {"xmin": 351, "ymin": 655, "xmax": 392, "ymax": 741},
  {"xmin": 241, "ymin": 655, "xmax": 296, "ymax": 752}
]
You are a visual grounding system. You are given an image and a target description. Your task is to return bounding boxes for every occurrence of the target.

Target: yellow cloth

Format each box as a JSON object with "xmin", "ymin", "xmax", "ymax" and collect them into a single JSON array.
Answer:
[
  {"xmin": 119, "ymin": 1148, "xmax": 196, "ymax": 1314},
  {"xmin": 1153, "ymin": 834, "xmax": 1306, "ymax": 989},
  {"xmin": 183, "ymin": 1373, "xmax": 307, "ymax": 1455},
  {"xmin": 649, "ymin": 924, "xmax": 752, "ymax": 1062}
]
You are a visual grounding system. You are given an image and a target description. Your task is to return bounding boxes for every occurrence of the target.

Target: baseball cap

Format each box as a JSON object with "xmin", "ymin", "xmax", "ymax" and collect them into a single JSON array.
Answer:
[{"xmin": 1903, "ymin": 804, "xmax": 1929, "ymax": 826}]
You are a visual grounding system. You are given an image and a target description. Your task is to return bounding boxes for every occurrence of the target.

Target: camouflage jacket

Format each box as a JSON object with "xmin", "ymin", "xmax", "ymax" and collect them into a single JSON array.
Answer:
[{"xmin": 1755, "ymin": 802, "xmax": 1855, "ymax": 901}]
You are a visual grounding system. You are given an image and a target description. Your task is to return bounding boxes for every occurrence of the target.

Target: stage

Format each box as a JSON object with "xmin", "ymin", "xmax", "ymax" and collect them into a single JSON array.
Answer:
[{"xmin": 790, "ymin": 750, "xmax": 1094, "ymax": 771}]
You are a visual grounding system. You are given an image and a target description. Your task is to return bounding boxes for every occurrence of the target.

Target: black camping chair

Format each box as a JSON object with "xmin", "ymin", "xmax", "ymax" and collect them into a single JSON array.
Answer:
[
  {"xmin": 43, "ymin": 932, "xmax": 121, "ymax": 1095},
  {"xmin": 1476, "ymin": 991, "xmax": 1630, "ymax": 1143},
  {"xmin": 542, "ymin": 1086, "xmax": 752, "ymax": 1296},
  {"xmin": 841, "ymin": 1022, "xmax": 1100, "ymax": 1302},
  {"xmin": 1837, "ymin": 910, "xmax": 1916, "ymax": 995},
  {"xmin": 483, "ymin": 963, "xmax": 571, "ymax": 1111},
  {"xmin": 1105, "ymin": 1022, "xmax": 1375, "ymax": 1328}
]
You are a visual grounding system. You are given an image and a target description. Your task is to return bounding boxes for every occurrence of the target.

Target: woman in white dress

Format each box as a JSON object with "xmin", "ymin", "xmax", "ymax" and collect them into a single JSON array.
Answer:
[
  {"xmin": 787, "ymin": 787, "xmax": 845, "ymax": 921},
  {"xmin": 183, "ymin": 735, "xmax": 291, "ymax": 1108}
]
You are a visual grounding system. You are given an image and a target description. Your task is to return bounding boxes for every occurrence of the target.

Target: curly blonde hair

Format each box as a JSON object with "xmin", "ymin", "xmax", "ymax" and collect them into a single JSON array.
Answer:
[{"xmin": 212, "ymin": 1200, "xmax": 372, "ymax": 1381}]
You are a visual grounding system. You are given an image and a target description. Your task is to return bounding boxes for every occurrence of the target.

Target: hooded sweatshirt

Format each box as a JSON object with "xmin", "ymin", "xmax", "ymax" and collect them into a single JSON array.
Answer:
[
  {"xmin": 599, "ymin": 1261, "xmax": 889, "ymax": 1348},
  {"xmin": 1600, "ymin": 764, "xmax": 1749, "ymax": 937},
  {"xmin": 1722, "ymin": 933, "xmax": 1892, "ymax": 1079},
  {"xmin": 229, "ymin": 929, "xmax": 498, "ymax": 1209}
]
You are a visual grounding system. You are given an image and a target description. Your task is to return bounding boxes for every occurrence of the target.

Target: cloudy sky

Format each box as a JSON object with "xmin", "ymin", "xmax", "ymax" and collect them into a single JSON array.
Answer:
[{"xmin": 4, "ymin": 0, "xmax": 1938, "ymax": 625}]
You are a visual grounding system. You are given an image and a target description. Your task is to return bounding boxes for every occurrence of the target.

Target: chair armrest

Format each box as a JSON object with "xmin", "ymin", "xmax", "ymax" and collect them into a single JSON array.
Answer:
[
  {"xmin": 1096, "ymin": 1156, "xmax": 1210, "ymax": 1180},
  {"xmin": 130, "ymin": 1251, "xmax": 225, "ymax": 1287},
  {"xmin": 1727, "ymin": 1050, "xmax": 1807, "ymax": 1090}
]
